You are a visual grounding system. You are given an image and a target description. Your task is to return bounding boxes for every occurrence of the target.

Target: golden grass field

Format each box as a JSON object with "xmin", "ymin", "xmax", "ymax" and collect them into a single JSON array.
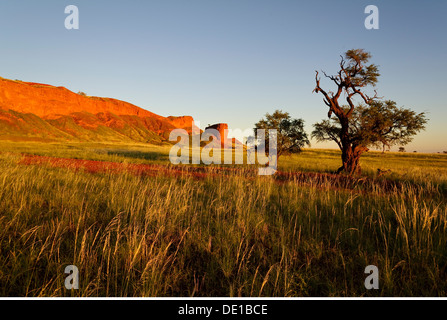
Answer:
[{"xmin": 0, "ymin": 140, "xmax": 446, "ymax": 296}]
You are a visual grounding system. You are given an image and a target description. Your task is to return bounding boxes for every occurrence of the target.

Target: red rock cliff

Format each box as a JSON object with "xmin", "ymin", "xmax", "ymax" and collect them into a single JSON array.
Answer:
[
  {"xmin": 205, "ymin": 123, "xmax": 228, "ymax": 148},
  {"xmin": 0, "ymin": 77, "xmax": 198, "ymax": 135}
]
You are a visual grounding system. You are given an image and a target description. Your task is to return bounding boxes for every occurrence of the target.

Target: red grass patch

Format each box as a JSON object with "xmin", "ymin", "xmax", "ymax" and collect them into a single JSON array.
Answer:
[
  {"xmin": 18, "ymin": 154, "xmax": 211, "ymax": 179},
  {"xmin": 17, "ymin": 154, "xmax": 407, "ymax": 195}
]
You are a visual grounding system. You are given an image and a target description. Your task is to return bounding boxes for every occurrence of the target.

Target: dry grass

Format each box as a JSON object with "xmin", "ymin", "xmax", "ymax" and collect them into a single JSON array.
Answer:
[{"xmin": 0, "ymin": 144, "xmax": 446, "ymax": 297}]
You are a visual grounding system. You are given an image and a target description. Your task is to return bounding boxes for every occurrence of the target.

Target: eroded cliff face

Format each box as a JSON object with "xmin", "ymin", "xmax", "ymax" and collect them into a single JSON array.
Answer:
[
  {"xmin": 0, "ymin": 78, "xmax": 160, "ymax": 118},
  {"xmin": 205, "ymin": 123, "xmax": 229, "ymax": 148},
  {"xmin": 167, "ymin": 116, "xmax": 201, "ymax": 134},
  {"xmin": 0, "ymin": 77, "xmax": 199, "ymax": 142}
]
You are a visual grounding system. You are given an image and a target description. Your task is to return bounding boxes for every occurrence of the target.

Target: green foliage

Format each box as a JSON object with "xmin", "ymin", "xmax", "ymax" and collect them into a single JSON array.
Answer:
[
  {"xmin": 313, "ymin": 48, "xmax": 386, "ymax": 173},
  {"xmin": 312, "ymin": 100, "xmax": 427, "ymax": 151},
  {"xmin": 343, "ymin": 49, "xmax": 380, "ymax": 88},
  {"xmin": 254, "ymin": 110, "xmax": 310, "ymax": 157}
]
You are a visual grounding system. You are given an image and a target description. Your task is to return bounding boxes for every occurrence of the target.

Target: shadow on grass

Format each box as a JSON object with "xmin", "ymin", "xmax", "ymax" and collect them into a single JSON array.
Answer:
[{"xmin": 106, "ymin": 149, "xmax": 170, "ymax": 162}]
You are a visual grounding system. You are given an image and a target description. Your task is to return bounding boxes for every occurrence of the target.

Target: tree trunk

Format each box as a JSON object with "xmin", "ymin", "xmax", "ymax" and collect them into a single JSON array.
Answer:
[
  {"xmin": 337, "ymin": 144, "xmax": 368, "ymax": 174},
  {"xmin": 334, "ymin": 118, "xmax": 367, "ymax": 174}
]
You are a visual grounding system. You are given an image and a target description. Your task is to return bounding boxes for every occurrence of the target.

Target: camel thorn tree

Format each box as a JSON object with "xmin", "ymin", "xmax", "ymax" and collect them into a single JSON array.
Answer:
[{"xmin": 312, "ymin": 49, "xmax": 426, "ymax": 174}]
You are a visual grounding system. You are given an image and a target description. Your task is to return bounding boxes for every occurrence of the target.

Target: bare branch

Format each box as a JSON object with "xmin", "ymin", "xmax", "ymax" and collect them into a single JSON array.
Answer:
[
  {"xmin": 346, "ymin": 92, "xmax": 356, "ymax": 117},
  {"xmin": 313, "ymin": 71, "xmax": 343, "ymax": 118},
  {"xmin": 322, "ymin": 70, "xmax": 340, "ymax": 86}
]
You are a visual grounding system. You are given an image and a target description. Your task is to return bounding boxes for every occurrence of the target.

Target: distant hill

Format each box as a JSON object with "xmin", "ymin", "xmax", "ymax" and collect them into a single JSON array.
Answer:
[{"xmin": 0, "ymin": 77, "xmax": 200, "ymax": 143}]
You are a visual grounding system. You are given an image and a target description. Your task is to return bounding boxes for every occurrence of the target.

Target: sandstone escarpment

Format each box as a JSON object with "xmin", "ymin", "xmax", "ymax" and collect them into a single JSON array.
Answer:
[
  {"xmin": 205, "ymin": 123, "xmax": 229, "ymax": 148},
  {"xmin": 0, "ymin": 77, "xmax": 199, "ymax": 142}
]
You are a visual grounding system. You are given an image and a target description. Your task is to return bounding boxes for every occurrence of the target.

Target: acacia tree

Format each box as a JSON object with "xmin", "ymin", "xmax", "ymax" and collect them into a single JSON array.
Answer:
[
  {"xmin": 253, "ymin": 110, "xmax": 310, "ymax": 158},
  {"xmin": 313, "ymin": 49, "xmax": 382, "ymax": 174},
  {"xmin": 312, "ymin": 100, "xmax": 427, "ymax": 163}
]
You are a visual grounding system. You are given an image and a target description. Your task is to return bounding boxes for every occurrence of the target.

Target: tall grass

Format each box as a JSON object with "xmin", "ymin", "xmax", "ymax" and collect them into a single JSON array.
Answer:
[{"xmin": 0, "ymin": 148, "xmax": 446, "ymax": 297}]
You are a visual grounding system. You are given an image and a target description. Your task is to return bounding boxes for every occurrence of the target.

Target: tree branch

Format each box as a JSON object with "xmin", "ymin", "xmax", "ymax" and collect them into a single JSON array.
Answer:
[{"xmin": 314, "ymin": 71, "xmax": 344, "ymax": 118}]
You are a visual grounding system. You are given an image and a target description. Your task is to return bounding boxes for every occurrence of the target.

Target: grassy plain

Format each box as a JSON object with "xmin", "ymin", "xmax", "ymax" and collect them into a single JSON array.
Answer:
[{"xmin": 0, "ymin": 140, "xmax": 446, "ymax": 296}]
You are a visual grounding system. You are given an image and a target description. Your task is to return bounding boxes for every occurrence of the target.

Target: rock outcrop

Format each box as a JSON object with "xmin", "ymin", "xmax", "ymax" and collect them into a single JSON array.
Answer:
[
  {"xmin": 205, "ymin": 123, "xmax": 228, "ymax": 148},
  {"xmin": 0, "ymin": 77, "xmax": 199, "ymax": 142},
  {"xmin": 167, "ymin": 116, "xmax": 201, "ymax": 134}
]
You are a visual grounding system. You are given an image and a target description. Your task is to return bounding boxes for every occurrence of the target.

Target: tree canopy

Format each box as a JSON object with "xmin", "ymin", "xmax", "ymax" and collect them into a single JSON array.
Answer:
[
  {"xmin": 312, "ymin": 100, "xmax": 427, "ymax": 152},
  {"xmin": 253, "ymin": 110, "xmax": 310, "ymax": 158},
  {"xmin": 313, "ymin": 48, "xmax": 427, "ymax": 174}
]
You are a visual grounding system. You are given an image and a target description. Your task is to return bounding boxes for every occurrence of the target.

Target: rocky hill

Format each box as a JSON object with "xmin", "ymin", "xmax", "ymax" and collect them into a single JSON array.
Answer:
[{"xmin": 0, "ymin": 77, "xmax": 200, "ymax": 143}]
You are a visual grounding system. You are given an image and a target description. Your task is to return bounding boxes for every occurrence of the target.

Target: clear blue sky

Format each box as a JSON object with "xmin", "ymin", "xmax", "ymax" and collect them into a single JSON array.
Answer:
[{"xmin": 0, "ymin": 0, "xmax": 446, "ymax": 152}]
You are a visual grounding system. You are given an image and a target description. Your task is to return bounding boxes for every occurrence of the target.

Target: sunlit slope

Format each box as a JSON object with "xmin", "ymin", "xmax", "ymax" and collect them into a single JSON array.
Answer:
[{"xmin": 0, "ymin": 77, "xmax": 199, "ymax": 143}]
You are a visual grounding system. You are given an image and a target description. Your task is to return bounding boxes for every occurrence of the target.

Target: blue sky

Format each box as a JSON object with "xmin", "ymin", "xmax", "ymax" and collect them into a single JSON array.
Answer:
[{"xmin": 0, "ymin": 0, "xmax": 446, "ymax": 152}]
